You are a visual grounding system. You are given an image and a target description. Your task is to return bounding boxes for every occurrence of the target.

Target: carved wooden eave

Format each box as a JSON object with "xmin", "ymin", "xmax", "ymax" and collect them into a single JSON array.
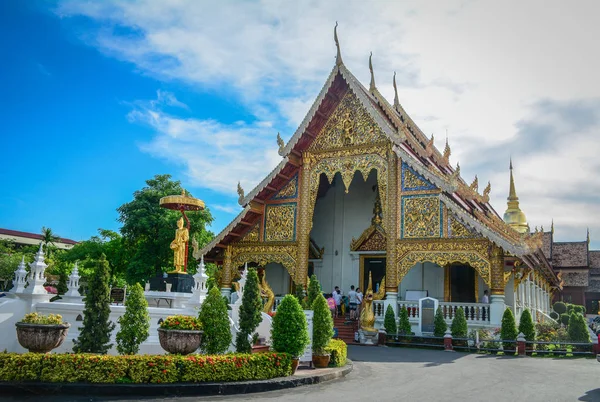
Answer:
[{"xmin": 350, "ymin": 224, "xmax": 387, "ymax": 252}]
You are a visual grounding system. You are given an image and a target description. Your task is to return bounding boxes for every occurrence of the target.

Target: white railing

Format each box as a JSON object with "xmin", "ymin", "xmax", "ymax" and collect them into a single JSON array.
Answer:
[
  {"xmin": 373, "ymin": 300, "xmax": 385, "ymax": 319},
  {"xmin": 397, "ymin": 301, "xmax": 420, "ymax": 320},
  {"xmin": 397, "ymin": 301, "xmax": 490, "ymax": 323}
]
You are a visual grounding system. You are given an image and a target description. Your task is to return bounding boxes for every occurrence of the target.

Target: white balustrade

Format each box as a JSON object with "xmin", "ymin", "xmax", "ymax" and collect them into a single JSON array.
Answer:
[
  {"xmin": 397, "ymin": 301, "xmax": 490, "ymax": 323},
  {"xmin": 373, "ymin": 300, "xmax": 385, "ymax": 319},
  {"xmin": 397, "ymin": 301, "xmax": 420, "ymax": 320}
]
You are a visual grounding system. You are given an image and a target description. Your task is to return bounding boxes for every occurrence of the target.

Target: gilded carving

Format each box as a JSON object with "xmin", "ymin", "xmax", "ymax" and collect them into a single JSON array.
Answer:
[
  {"xmin": 352, "ymin": 228, "xmax": 386, "ymax": 251},
  {"xmin": 402, "ymin": 196, "xmax": 441, "ymax": 238},
  {"xmin": 264, "ymin": 204, "xmax": 296, "ymax": 242},
  {"xmin": 230, "ymin": 243, "xmax": 298, "ymax": 283},
  {"xmin": 401, "ymin": 162, "xmax": 436, "ymax": 191},
  {"xmin": 240, "ymin": 223, "xmax": 260, "ymax": 243},
  {"xmin": 490, "ymin": 244, "xmax": 505, "ymax": 295},
  {"xmin": 309, "ymin": 91, "xmax": 387, "ymax": 152},
  {"xmin": 449, "ymin": 214, "xmax": 477, "ymax": 239},
  {"xmin": 273, "ymin": 174, "xmax": 298, "ymax": 200}
]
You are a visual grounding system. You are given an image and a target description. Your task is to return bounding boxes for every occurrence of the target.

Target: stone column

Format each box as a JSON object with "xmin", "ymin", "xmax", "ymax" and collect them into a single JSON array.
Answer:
[
  {"xmin": 489, "ymin": 245, "xmax": 505, "ymax": 327},
  {"xmin": 385, "ymin": 150, "xmax": 399, "ymax": 310},
  {"xmin": 221, "ymin": 245, "xmax": 233, "ymax": 299},
  {"xmin": 295, "ymin": 154, "xmax": 312, "ymax": 288}
]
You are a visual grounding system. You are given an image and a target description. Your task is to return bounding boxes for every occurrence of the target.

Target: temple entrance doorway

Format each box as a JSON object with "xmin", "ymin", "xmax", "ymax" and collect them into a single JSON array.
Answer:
[
  {"xmin": 450, "ymin": 264, "xmax": 476, "ymax": 303},
  {"xmin": 362, "ymin": 256, "xmax": 386, "ymax": 294}
]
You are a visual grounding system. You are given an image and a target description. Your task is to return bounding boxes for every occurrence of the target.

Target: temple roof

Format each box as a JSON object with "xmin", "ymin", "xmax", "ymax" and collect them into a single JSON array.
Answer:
[
  {"xmin": 590, "ymin": 250, "xmax": 600, "ymax": 269},
  {"xmin": 552, "ymin": 241, "xmax": 589, "ymax": 268}
]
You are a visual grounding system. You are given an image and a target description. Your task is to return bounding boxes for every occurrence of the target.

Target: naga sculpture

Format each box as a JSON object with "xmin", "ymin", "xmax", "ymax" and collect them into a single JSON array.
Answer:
[
  {"xmin": 258, "ymin": 268, "xmax": 275, "ymax": 313},
  {"xmin": 360, "ymin": 271, "xmax": 376, "ymax": 332}
]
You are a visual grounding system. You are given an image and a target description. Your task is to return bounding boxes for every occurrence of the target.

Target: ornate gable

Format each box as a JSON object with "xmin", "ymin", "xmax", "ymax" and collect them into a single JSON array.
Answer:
[
  {"xmin": 272, "ymin": 174, "xmax": 298, "ymax": 200},
  {"xmin": 447, "ymin": 213, "xmax": 480, "ymax": 239},
  {"xmin": 308, "ymin": 90, "xmax": 388, "ymax": 152},
  {"xmin": 401, "ymin": 161, "xmax": 436, "ymax": 192},
  {"xmin": 239, "ymin": 223, "xmax": 260, "ymax": 243},
  {"xmin": 351, "ymin": 225, "xmax": 386, "ymax": 252}
]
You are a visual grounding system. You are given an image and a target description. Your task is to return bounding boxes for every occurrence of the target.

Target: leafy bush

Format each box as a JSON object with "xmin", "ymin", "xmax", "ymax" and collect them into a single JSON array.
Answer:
[
  {"xmin": 199, "ymin": 287, "xmax": 232, "ymax": 354},
  {"xmin": 553, "ymin": 301, "xmax": 567, "ymax": 314},
  {"xmin": 271, "ymin": 295, "xmax": 309, "ymax": 358},
  {"xmin": 324, "ymin": 339, "xmax": 347, "ymax": 367},
  {"xmin": 0, "ymin": 352, "xmax": 292, "ymax": 383},
  {"xmin": 535, "ymin": 320, "xmax": 561, "ymax": 343},
  {"xmin": 294, "ymin": 284, "xmax": 307, "ymax": 309},
  {"xmin": 398, "ymin": 306, "xmax": 412, "ymax": 335},
  {"xmin": 573, "ymin": 305, "xmax": 586, "ymax": 315},
  {"xmin": 434, "ymin": 307, "xmax": 447, "ymax": 337},
  {"xmin": 568, "ymin": 312, "xmax": 590, "ymax": 343},
  {"xmin": 312, "ymin": 294, "xmax": 334, "ymax": 355},
  {"xmin": 384, "ymin": 305, "xmax": 397, "ymax": 336},
  {"xmin": 160, "ymin": 315, "xmax": 202, "ymax": 331},
  {"xmin": 549, "ymin": 311, "xmax": 559, "ymax": 320},
  {"xmin": 73, "ymin": 255, "xmax": 115, "ymax": 354},
  {"xmin": 21, "ymin": 312, "xmax": 63, "ymax": 325},
  {"xmin": 451, "ymin": 307, "xmax": 468, "ymax": 338},
  {"xmin": 518, "ymin": 309, "xmax": 536, "ymax": 342},
  {"xmin": 116, "ymin": 283, "xmax": 150, "ymax": 355},
  {"xmin": 560, "ymin": 313, "xmax": 570, "ymax": 326},
  {"xmin": 236, "ymin": 268, "xmax": 262, "ymax": 353},
  {"xmin": 306, "ymin": 274, "xmax": 321, "ymax": 310},
  {"xmin": 500, "ymin": 308, "xmax": 517, "ymax": 350}
]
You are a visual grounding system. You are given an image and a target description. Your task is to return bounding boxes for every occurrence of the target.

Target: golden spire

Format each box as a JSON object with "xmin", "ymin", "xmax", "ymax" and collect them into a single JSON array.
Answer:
[
  {"xmin": 503, "ymin": 158, "xmax": 528, "ymax": 233},
  {"xmin": 551, "ymin": 219, "xmax": 554, "ymax": 234},
  {"xmin": 587, "ymin": 228, "xmax": 590, "ymax": 244},
  {"xmin": 443, "ymin": 132, "xmax": 451, "ymax": 165},
  {"xmin": 334, "ymin": 22, "xmax": 343, "ymax": 66},
  {"xmin": 470, "ymin": 175, "xmax": 478, "ymax": 192},
  {"xmin": 371, "ymin": 189, "xmax": 383, "ymax": 226},
  {"xmin": 369, "ymin": 52, "xmax": 376, "ymax": 92},
  {"xmin": 393, "ymin": 72, "xmax": 399, "ymax": 108}
]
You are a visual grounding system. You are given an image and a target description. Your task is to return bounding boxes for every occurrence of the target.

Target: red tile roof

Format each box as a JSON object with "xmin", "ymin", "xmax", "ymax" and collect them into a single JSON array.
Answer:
[{"xmin": 0, "ymin": 228, "xmax": 78, "ymax": 245}]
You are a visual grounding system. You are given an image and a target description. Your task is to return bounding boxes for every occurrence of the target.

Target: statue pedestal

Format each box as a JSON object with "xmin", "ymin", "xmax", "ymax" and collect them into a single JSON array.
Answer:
[
  {"xmin": 166, "ymin": 273, "xmax": 194, "ymax": 293},
  {"xmin": 358, "ymin": 329, "xmax": 379, "ymax": 345}
]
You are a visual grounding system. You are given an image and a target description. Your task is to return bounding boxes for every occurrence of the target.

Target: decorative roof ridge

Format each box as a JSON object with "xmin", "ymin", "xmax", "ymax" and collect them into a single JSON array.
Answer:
[
  {"xmin": 240, "ymin": 156, "xmax": 290, "ymax": 206},
  {"xmin": 392, "ymin": 144, "xmax": 454, "ymax": 192},
  {"xmin": 199, "ymin": 205, "xmax": 252, "ymax": 255}
]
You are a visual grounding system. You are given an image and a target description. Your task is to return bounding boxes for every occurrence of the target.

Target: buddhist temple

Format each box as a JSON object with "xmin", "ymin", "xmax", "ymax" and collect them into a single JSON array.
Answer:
[{"xmin": 201, "ymin": 26, "xmax": 569, "ymax": 330}]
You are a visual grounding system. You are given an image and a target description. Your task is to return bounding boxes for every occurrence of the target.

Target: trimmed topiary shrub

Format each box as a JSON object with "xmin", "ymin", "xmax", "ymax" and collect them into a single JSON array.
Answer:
[
  {"xmin": 384, "ymin": 305, "xmax": 397, "ymax": 336},
  {"xmin": 549, "ymin": 311, "xmax": 559, "ymax": 320},
  {"xmin": 573, "ymin": 305, "xmax": 586, "ymax": 315},
  {"xmin": 500, "ymin": 308, "xmax": 518, "ymax": 350},
  {"xmin": 324, "ymin": 339, "xmax": 347, "ymax": 367},
  {"xmin": 73, "ymin": 255, "xmax": 115, "ymax": 354},
  {"xmin": 553, "ymin": 301, "xmax": 567, "ymax": 314},
  {"xmin": 518, "ymin": 309, "xmax": 536, "ymax": 342},
  {"xmin": 294, "ymin": 284, "xmax": 307, "ymax": 309},
  {"xmin": 398, "ymin": 306, "xmax": 412, "ymax": 335},
  {"xmin": 199, "ymin": 286, "xmax": 232, "ymax": 354},
  {"xmin": 307, "ymin": 274, "xmax": 321, "ymax": 310},
  {"xmin": 116, "ymin": 283, "xmax": 150, "ymax": 355},
  {"xmin": 560, "ymin": 313, "xmax": 570, "ymax": 326},
  {"xmin": 568, "ymin": 312, "xmax": 590, "ymax": 343},
  {"xmin": 451, "ymin": 307, "xmax": 468, "ymax": 338},
  {"xmin": 434, "ymin": 307, "xmax": 447, "ymax": 337},
  {"xmin": 312, "ymin": 294, "xmax": 334, "ymax": 355},
  {"xmin": 236, "ymin": 268, "xmax": 262, "ymax": 353},
  {"xmin": 271, "ymin": 294, "xmax": 309, "ymax": 358}
]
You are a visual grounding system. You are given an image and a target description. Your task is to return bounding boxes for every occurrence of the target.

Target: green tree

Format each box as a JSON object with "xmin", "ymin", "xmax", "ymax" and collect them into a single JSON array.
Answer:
[
  {"xmin": 236, "ymin": 268, "xmax": 262, "ymax": 353},
  {"xmin": 312, "ymin": 294, "xmax": 334, "ymax": 355},
  {"xmin": 116, "ymin": 283, "xmax": 150, "ymax": 355},
  {"xmin": 434, "ymin": 307, "xmax": 447, "ymax": 337},
  {"xmin": 568, "ymin": 312, "xmax": 590, "ymax": 343},
  {"xmin": 294, "ymin": 283, "xmax": 306, "ymax": 309},
  {"xmin": 306, "ymin": 274, "xmax": 321, "ymax": 310},
  {"xmin": 117, "ymin": 175, "xmax": 214, "ymax": 283},
  {"xmin": 383, "ymin": 305, "xmax": 397, "ymax": 336},
  {"xmin": 552, "ymin": 301, "xmax": 567, "ymax": 314},
  {"xmin": 271, "ymin": 295, "xmax": 309, "ymax": 358},
  {"xmin": 199, "ymin": 287, "xmax": 232, "ymax": 354},
  {"xmin": 500, "ymin": 308, "xmax": 518, "ymax": 350},
  {"xmin": 451, "ymin": 307, "xmax": 468, "ymax": 338},
  {"xmin": 40, "ymin": 226, "xmax": 59, "ymax": 256},
  {"xmin": 398, "ymin": 306, "xmax": 412, "ymax": 335},
  {"xmin": 518, "ymin": 309, "xmax": 536, "ymax": 342},
  {"xmin": 73, "ymin": 254, "xmax": 116, "ymax": 354}
]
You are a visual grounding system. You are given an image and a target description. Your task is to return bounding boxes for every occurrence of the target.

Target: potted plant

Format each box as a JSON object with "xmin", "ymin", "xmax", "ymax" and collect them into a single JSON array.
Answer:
[
  {"xmin": 158, "ymin": 315, "xmax": 202, "ymax": 355},
  {"xmin": 15, "ymin": 312, "xmax": 70, "ymax": 353},
  {"xmin": 311, "ymin": 294, "xmax": 334, "ymax": 368},
  {"xmin": 271, "ymin": 294, "xmax": 309, "ymax": 374}
]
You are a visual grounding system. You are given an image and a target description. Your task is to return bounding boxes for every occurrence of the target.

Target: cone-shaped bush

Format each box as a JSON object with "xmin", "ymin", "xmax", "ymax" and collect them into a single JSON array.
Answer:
[
  {"xmin": 271, "ymin": 295, "xmax": 309, "ymax": 358},
  {"xmin": 384, "ymin": 305, "xmax": 397, "ymax": 336},
  {"xmin": 568, "ymin": 312, "xmax": 590, "ymax": 343},
  {"xmin": 451, "ymin": 307, "xmax": 468, "ymax": 338},
  {"xmin": 199, "ymin": 286, "xmax": 232, "ymax": 354},
  {"xmin": 312, "ymin": 294, "xmax": 334, "ymax": 355},
  {"xmin": 398, "ymin": 306, "xmax": 412, "ymax": 335},
  {"xmin": 560, "ymin": 313, "xmax": 570, "ymax": 326},
  {"xmin": 518, "ymin": 309, "xmax": 536, "ymax": 342},
  {"xmin": 116, "ymin": 283, "xmax": 150, "ymax": 355},
  {"xmin": 307, "ymin": 274, "xmax": 321, "ymax": 310},
  {"xmin": 553, "ymin": 301, "xmax": 567, "ymax": 314},
  {"xmin": 236, "ymin": 268, "xmax": 262, "ymax": 353},
  {"xmin": 73, "ymin": 255, "xmax": 115, "ymax": 354},
  {"xmin": 500, "ymin": 308, "xmax": 518, "ymax": 350},
  {"xmin": 294, "ymin": 284, "xmax": 306, "ymax": 309},
  {"xmin": 549, "ymin": 311, "xmax": 559, "ymax": 320},
  {"xmin": 434, "ymin": 307, "xmax": 447, "ymax": 337}
]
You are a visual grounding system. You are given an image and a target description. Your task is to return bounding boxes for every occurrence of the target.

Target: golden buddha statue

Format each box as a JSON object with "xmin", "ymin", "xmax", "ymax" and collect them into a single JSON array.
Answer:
[
  {"xmin": 360, "ymin": 271, "xmax": 376, "ymax": 332},
  {"xmin": 170, "ymin": 217, "xmax": 189, "ymax": 273}
]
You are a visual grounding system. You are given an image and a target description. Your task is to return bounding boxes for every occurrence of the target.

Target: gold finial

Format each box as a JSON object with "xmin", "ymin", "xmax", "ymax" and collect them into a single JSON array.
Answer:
[
  {"xmin": 443, "ymin": 132, "xmax": 451, "ymax": 165},
  {"xmin": 334, "ymin": 22, "xmax": 343, "ymax": 66},
  {"xmin": 551, "ymin": 219, "xmax": 554, "ymax": 234},
  {"xmin": 369, "ymin": 52, "xmax": 376, "ymax": 92},
  {"xmin": 393, "ymin": 72, "xmax": 399, "ymax": 108},
  {"xmin": 470, "ymin": 175, "xmax": 478, "ymax": 192},
  {"xmin": 541, "ymin": 225, "xmax": 544, "ymax": 232},
  {"xmin": 587, "ymin": 228, "xmax": 590, "ymax": 244},
  {"xmin": 450, "ymin": 162, "xmax": 461, "ymax": 184},
  {"xmin": 426, "ymin": 134, "xmax": 434, "ymax": 157},
  {"xmin": 237, "ymin": 182, "xmax": 245, "ymax": 205},
  {"xmin": 276, "ymin": 132, "xmax": 285, "ymax": 155},
  {"xmin": 503, "ymin": 158, "xmax": 528, "ymax": 233},
  {"xmin": 371, "ymin": 189, "xmax": 383, "ymax": 226},
  {"xmin": 483, "ymin": 181, "xmax": 491, "ymax": 201}
]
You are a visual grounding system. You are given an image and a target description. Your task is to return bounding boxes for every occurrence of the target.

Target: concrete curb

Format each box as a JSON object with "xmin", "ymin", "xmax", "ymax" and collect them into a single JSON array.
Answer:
[{"xmin": 0, "ymin": 361, "xmax": 353, "ymax": 397}]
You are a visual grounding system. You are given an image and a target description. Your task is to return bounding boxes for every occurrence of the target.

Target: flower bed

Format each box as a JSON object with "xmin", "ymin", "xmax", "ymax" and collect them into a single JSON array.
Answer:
[{"xmin": 0, "ymin": 352, "xmax": 292, "ymax": 384}]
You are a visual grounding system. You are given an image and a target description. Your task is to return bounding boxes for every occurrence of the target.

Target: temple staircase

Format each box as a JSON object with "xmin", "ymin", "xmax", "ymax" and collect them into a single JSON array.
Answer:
[{"xmin": 333, "ymin": 316, "xmax": 359, "ymax": 345}]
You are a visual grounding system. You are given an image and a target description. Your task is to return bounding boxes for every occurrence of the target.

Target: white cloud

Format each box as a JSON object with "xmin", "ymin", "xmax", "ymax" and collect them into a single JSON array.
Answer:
[
  {"xmin": 213, "ymin": 204, "xmax": 241, "ymax": 215},
  {"xmin": 56, "ymin": 0, "xmax": 600, "ymax": 245}
]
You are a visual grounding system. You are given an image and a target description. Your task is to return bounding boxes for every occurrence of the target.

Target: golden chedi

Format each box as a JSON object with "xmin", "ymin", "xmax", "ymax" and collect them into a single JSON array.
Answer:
[{"xmin": 503, "ymin": 160, "xmax": 528, "ymax": 233}]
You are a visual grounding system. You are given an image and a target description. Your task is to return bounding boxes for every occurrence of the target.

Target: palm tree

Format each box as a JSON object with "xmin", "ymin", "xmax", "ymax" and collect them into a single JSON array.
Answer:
[{"xmin": 40, "ymin": 227, "xmax": 59, "ymax": 256}]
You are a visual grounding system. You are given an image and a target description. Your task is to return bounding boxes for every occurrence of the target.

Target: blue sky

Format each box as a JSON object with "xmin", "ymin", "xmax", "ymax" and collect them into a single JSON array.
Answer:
[{"xmin": 1, "ymin": 1, "xmax": 599, "ymax": 249}]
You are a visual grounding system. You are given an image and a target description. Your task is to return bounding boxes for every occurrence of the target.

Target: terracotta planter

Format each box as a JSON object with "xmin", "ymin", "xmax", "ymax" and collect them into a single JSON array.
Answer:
[
  {"xmin": 291, "ymin": 358, "xmax": 300, "ymax": 374},
  {"xmin": 15, "ymin": 322, "xmax": 70, "ymax": 353},
  {"xmin": 312, "ymin": 353, "xmax": 330, "ymax": 368},
  {"xmin": 158, "ymin": 328, "xmax": 202, "ymax": 355}
]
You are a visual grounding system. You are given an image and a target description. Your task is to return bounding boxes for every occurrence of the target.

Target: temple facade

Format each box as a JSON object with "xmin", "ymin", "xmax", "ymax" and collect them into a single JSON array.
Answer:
[{"xmin": 201, "ymin": 29, "xmax": 562, "ymax": 330}]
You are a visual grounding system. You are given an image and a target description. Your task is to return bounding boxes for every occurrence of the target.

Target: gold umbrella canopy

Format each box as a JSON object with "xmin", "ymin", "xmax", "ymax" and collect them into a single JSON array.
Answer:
[{"xmin": 159, "ymin": 190, "xmax": 205, "ymax": 212}]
